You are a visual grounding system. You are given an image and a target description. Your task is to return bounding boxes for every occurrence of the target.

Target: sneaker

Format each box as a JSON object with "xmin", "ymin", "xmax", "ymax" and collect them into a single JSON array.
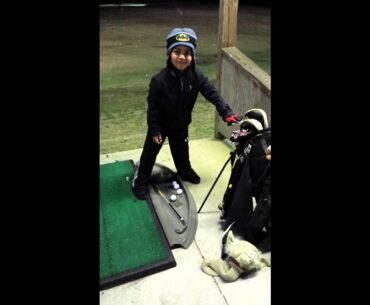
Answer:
[
  {"xmin": 177, "ymin": 168, "xmax": 201, "ymax": 184},
  {"xmin": 132, "ymin": 184, "xmax": 148, "ymax": 200}
]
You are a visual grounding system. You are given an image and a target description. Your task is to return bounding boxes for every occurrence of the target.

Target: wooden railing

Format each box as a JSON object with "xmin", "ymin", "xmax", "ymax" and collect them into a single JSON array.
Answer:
[{"xmin": 214, "ymin": 0, "xmax": 271, "ymax": 139}]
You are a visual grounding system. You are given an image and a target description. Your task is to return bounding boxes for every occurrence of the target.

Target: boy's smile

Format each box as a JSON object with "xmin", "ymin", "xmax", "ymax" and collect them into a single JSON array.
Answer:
[{"xmin": 171, "ymin": 46, "xmax": 192, "ymax": 71}]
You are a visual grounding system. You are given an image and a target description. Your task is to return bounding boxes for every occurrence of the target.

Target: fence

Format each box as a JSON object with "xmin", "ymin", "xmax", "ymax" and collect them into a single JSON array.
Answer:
[{"xmin": 214, "ymin": 0, "xmax": 271, "ymax": 139}]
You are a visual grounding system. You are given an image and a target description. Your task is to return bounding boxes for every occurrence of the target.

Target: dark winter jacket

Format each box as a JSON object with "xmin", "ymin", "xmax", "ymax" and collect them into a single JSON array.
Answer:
[{"xmin": 147, "ymin": 64, "xmax": 233, "ymax": 136}]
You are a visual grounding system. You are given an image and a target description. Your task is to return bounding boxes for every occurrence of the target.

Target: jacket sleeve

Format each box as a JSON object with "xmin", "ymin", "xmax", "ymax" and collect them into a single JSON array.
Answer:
[
  {"xmin": 147, "ymin": 77, "xmax": 162, "ymax": 136},
  {"xmin": 196, "ymin": 68, "xmax": 234, "ymax": 120}
]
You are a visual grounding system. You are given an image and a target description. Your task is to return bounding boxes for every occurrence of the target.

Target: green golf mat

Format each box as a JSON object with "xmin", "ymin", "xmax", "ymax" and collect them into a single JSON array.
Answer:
[{"xmin": 100, "ymin": 160, "xmax": 176, "ymax": 290}]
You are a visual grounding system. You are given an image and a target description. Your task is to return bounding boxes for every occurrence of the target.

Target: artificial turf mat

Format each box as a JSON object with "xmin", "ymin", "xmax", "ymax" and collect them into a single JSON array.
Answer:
[{"xmin": 100, "ymin": 160, "xmax": 176, "ymax": 290}]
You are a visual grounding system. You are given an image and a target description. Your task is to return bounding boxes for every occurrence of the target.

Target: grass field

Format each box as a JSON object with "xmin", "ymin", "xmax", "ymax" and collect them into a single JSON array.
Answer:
[{"xmin": 100, "ymin": 3, "xmax": 270, "ymax": 154}]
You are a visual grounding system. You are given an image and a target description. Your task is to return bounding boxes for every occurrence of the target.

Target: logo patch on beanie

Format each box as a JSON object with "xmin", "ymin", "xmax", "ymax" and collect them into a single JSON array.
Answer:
[{"xmin": 176, "ymin": 33, "xmax": 190, "ymax": 42}]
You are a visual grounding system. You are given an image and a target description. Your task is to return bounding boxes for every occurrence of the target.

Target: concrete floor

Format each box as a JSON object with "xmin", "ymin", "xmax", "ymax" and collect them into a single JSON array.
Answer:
[{"xmin": 100, "ymin": 138, "xmax": 271, "ymax": 305}]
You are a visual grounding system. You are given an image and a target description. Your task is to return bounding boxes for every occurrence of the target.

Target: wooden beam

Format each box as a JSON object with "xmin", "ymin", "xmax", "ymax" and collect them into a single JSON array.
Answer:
[
  {"xmin": 215, "ymin": 0, "xmax": 239, "ymax": 138},
  {"xmin": 217, "ymin": 0, "xmax": 238, "ymax": 90}
]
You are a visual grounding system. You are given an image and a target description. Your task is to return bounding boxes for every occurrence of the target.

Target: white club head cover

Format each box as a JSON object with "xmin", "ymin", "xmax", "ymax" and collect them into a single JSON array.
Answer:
[
  {"xmin": 244, "ymin": 108, "xmax": 269, "ymax": 129},
  {"xmin": 201, "ymin": 231, "xmax": 270, "ymax": 282}
]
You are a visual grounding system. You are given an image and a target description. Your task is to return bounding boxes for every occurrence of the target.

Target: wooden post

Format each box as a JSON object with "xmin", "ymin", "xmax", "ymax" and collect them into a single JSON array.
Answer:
[{"xmin": 215, "ymin": 0, "xmax": 239, "ymax": 138}]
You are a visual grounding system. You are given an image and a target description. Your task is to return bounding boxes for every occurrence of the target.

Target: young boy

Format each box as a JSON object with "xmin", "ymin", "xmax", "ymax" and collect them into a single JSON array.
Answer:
[{"xmin": 132, "ymin": 27, "xmax": 241, "ymax": 200}]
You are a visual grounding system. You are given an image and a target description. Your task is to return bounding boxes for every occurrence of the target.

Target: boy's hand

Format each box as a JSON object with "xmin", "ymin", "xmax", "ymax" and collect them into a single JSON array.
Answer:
[
  {"xmin": 224, "ymin": 113, "xmax": 243, "ymax": 125},
  {"xmin": 152, "ymin": 134, "xmax": 162, "ymax": 144}
]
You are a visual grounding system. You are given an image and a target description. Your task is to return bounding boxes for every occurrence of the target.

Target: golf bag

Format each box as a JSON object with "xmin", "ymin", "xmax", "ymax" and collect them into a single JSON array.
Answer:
[{"xmin": 220, "ymin": 116, "xmax": 271, "ymax": 252}]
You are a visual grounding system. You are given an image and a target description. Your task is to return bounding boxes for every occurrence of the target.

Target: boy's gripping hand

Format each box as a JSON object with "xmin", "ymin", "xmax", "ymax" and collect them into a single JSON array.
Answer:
[
  {"xmin": 152, "ymin": 134, "xmax": 163, "ymax": 144},
  {"xmin": 224, "ymin": 113, "xmax": 243, "ymax": 125}
]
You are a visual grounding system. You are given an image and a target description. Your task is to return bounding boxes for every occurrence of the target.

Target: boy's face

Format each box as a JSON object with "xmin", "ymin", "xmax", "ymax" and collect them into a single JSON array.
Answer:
[{"xmin": 170, "ymin": 46, "xmax": 192, "ymax": 71}]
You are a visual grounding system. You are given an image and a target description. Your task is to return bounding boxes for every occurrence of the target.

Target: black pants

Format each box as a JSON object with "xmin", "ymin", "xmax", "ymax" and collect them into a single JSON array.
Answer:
[{"xmin": 135, "ymin": 128, "xmax": 191, "ymax": 186}]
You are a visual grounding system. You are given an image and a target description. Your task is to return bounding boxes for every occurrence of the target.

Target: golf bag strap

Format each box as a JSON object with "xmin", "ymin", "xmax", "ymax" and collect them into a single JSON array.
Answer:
[
  {"xmin": 255, "ymin": 163, "xmax": 271, "ymax": 194},
  {"xmin": 258, "ymin": 134, "xmax": 269, "ymax": 155},
  {"xmin": 230, "ymin": 150, "xmax": 237, "ymax": 167},
  {"xmin": 251, "ymin": 129, "xmax": 270, "ymax": 194}
]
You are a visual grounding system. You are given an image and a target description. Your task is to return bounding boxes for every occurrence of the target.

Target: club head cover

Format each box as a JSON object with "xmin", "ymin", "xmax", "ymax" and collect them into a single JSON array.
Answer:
[
  {"xmin": 239, "ymin": 118, "xmax": 263, "ymax": 133},
  {"xmin": 244, "ymin": 108, "xmax": 269, "ymax": 129},
  {"xmin": 221, "ymin": 221, "xmax": 235, "ymax": 259}
]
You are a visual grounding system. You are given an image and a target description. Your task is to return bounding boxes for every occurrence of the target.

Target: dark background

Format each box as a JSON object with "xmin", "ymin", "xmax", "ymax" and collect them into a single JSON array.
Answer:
[
  {"xmin": 8, "ymin": 1, "xmax": 359, "ymax": 303},
  {"xmin": 99, "ymin": 0, "xmax": 271, "ymax": 7}
]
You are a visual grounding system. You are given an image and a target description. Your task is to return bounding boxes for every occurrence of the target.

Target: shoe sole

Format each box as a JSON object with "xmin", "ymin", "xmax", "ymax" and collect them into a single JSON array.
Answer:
[{"xmin": 179, "ymin": 178, "xmax": 200, "ymax": 184}]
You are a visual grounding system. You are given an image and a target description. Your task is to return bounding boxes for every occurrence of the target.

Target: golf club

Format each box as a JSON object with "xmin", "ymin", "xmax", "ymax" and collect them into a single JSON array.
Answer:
[{"xmin": 151, "ymin": 183, "xmax": 188, "ymax": 234}]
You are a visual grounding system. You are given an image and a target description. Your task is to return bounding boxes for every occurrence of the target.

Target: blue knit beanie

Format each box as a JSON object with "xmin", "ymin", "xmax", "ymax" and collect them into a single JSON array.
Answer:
[{"xmin": 166, "ymin": 28, "xmax": 197, "ymax": 55}]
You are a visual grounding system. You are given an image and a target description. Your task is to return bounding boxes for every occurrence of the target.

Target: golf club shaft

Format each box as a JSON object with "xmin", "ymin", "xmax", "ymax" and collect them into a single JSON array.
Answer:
[
  {"xmin": 153, "ymin": 186, "xmax": 187, "ymax": 226},
  {"xmin": 157, "ymin": 189, "xmax": 186, "ymax": 225}
]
